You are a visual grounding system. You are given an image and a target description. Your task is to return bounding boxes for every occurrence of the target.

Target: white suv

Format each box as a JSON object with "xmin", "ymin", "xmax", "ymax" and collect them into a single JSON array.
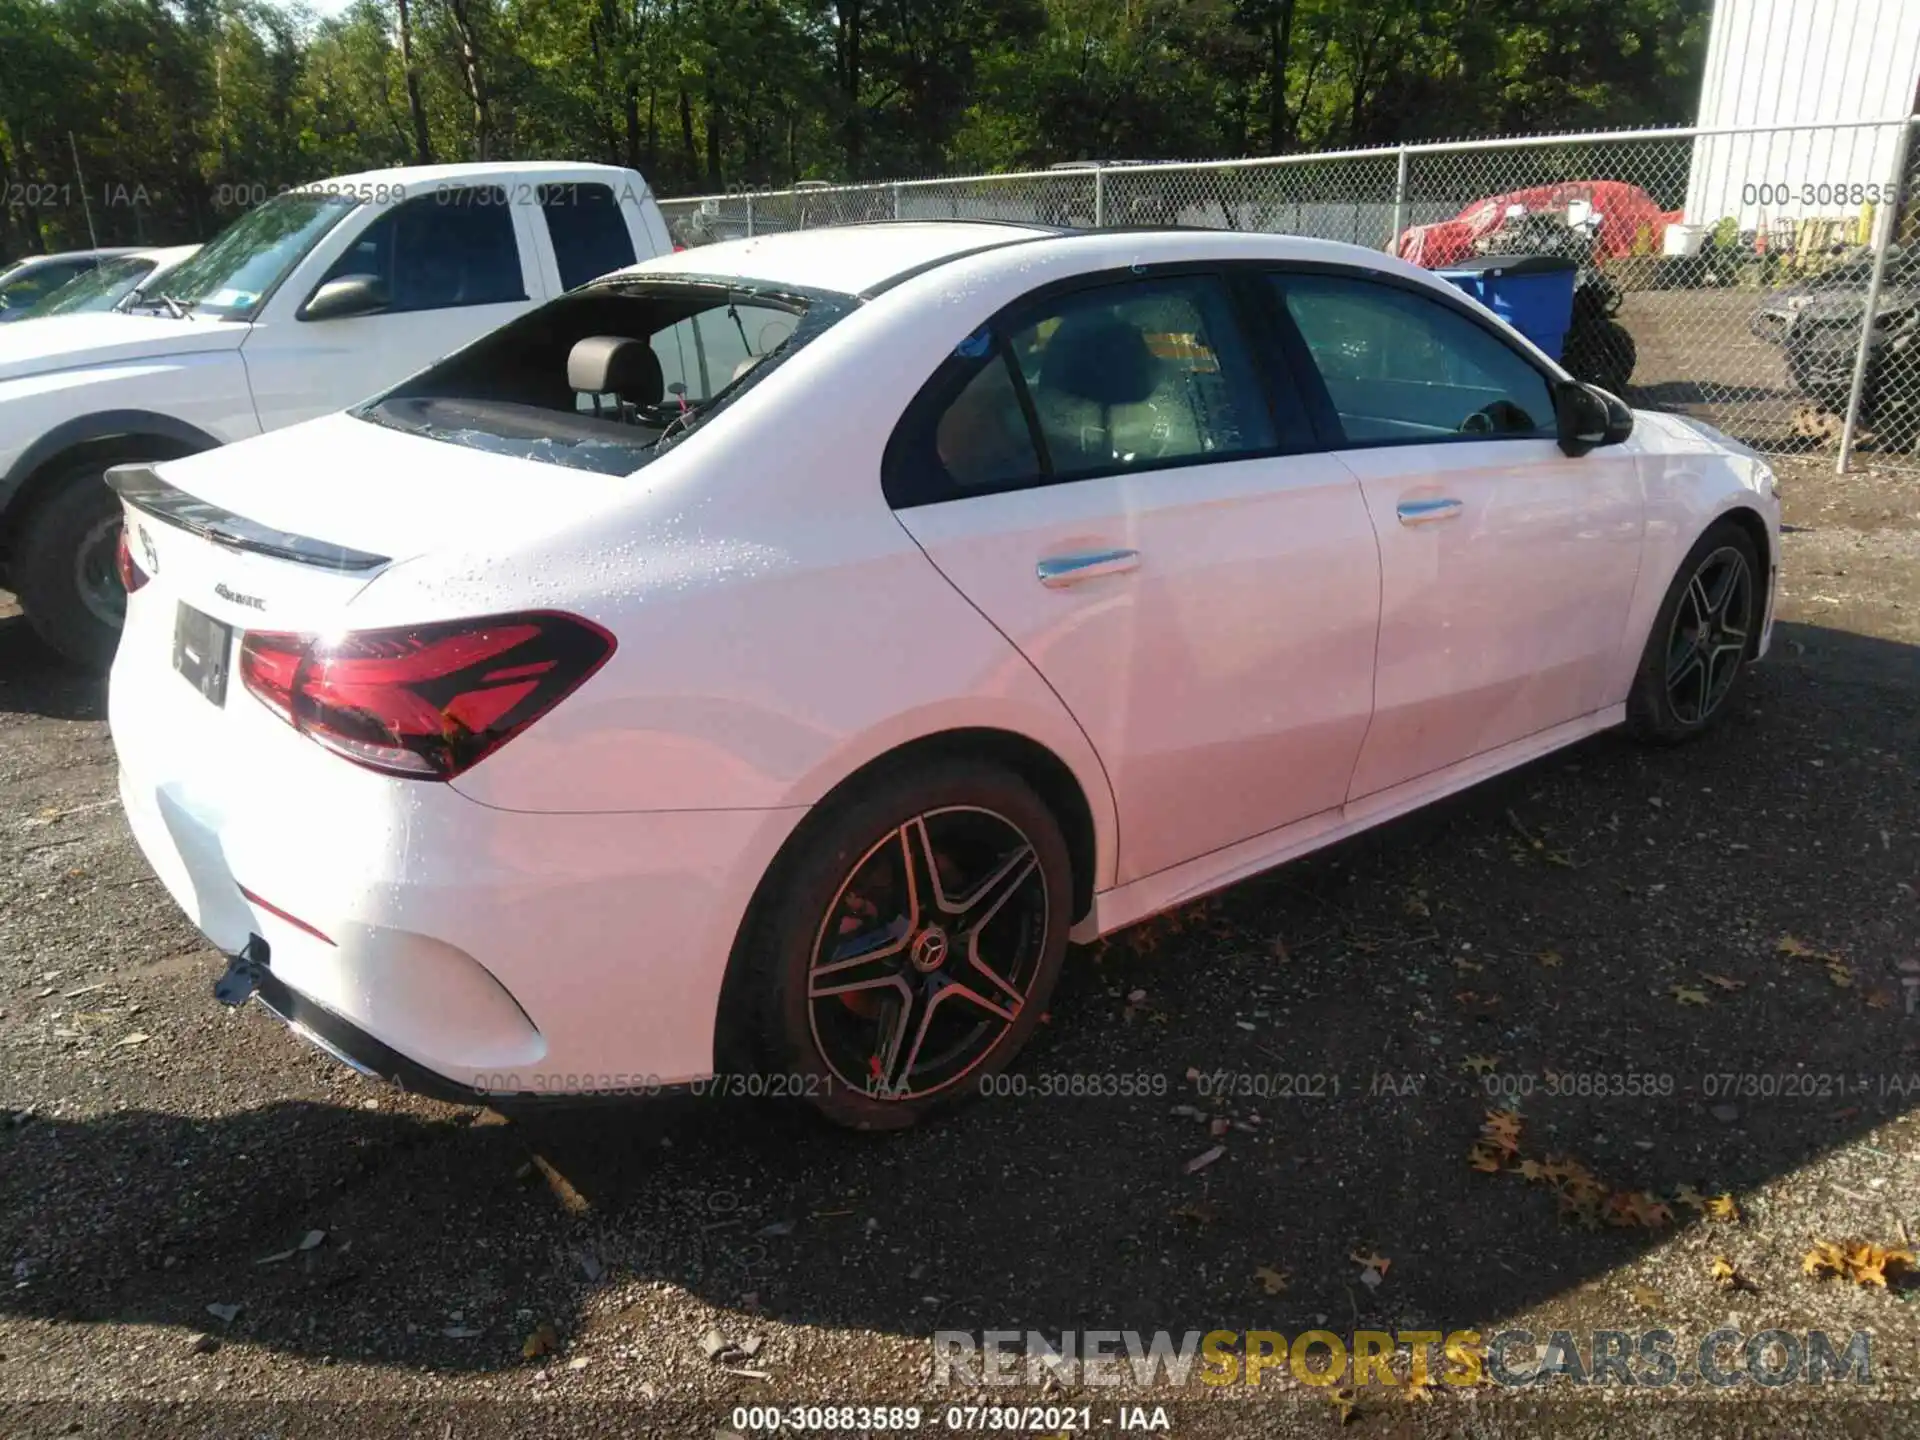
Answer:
[{"xmin": 0, "ymin": 161, "xmax": 671, "ymax": 664}]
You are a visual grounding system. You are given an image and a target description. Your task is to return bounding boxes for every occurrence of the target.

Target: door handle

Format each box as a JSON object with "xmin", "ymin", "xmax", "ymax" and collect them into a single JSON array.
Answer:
[
  {"xmin": 1036, "ymin": 548, "xmax": 1141, "ymax": 587},
  {"xmin": 1396, "ymin": 497, "xmax": 1463, "ymax": 525}
]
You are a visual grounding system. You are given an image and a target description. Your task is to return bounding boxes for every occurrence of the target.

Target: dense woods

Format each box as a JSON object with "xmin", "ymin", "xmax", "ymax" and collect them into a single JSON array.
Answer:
[{"xmin": 0, "ymin": 0, "xmax": 1712, "ymax": 255}]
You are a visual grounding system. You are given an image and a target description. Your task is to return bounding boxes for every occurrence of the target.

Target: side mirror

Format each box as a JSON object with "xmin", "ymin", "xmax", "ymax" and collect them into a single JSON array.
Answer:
[
  {"xmin": 301, "ymin": 274, "xmax": 388, "ymax": 322},
  {"xmin": 1554, "ymin": 381, "xmax": 1632, "ymax": 456}
]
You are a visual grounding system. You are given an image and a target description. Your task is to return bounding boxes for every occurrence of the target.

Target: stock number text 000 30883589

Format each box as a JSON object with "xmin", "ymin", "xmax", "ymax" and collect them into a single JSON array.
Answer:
[{"xmin": 1741, "ymin": 180, "xmax": 1898, "ymax": 208}]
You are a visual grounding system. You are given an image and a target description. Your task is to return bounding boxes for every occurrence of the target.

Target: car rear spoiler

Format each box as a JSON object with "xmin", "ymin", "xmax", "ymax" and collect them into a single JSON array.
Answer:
[{"xmin": 106, "ymin": 463, "xmax": 391, "ymax": 573}]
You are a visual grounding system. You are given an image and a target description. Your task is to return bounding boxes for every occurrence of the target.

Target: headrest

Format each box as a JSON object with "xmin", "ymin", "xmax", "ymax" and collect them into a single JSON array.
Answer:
[
  {"xmin": 1042, "ymin": 312, "xmax": 1159, "ymax": 406},
  {"xmin": 568, "ymin": 335, "xmax": 664, "ymax": 406}
]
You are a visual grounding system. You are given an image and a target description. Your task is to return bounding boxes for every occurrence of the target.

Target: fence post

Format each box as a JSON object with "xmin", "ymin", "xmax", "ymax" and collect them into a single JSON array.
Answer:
[
  {"xmin": 891, "ymin": 183, "xmax": 901, "ymax": 219},
  {"xmin": 1093, "ymin": 165, "xmax": 1105, "ymax": 228},
  {"xmin": 1387, "ymin": 145, "xmax": 1409, "ymax": 253},
  {"xmin": 745, "ymin": 194, "xmax": 754, "ymax": 237},
  {"xmin": 1838, "ymin": 116, "xmax": 1915, "ymax": 474}
]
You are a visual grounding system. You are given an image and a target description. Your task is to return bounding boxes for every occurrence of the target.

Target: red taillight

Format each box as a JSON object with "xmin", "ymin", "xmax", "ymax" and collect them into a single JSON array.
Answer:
[
  {"xmin": 238, "ymin": 612, "xmax": 614, "ymax": 780},
  {"xmin": 116, "ymin": 526, "xmax": 150, "ymax": 594}
]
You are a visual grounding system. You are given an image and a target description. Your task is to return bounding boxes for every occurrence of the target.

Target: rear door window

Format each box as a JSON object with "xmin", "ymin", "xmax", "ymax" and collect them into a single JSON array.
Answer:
[
  {"xmin": 887, "ymin": 273, "xmax": 1280, "ymax": 506},
  {"xmin": 539, "ymin": 183, "xmax": 637, "ymax": 291},
  {"xmin": 1008, "ymin": 277, "xmax": 1275, "ymax": 480}
]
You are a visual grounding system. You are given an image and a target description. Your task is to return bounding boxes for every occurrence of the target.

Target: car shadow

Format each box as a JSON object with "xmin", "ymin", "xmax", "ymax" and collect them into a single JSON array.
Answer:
[
  {"xmin": 1, "ymin": 620, "xmax": 1915, "ymax": 1377},
  {"xmin": 0, "ymin": 605, "xmax": 103, "ymax": 722}
]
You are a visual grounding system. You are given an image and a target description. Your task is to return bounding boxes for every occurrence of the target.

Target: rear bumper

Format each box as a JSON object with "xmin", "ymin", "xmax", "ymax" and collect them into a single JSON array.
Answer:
[
  {"xmin": 110, "ymin": 623, "xmax": 808, "ymax": 1090},
  {"xmin": 226, "ymin": 934, "xmax": 491, "ymax": 1105}
]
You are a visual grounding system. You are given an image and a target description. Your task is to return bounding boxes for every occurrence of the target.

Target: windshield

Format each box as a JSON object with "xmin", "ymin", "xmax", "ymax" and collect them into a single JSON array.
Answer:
[
  {"xmin": 153, "ymin": 192, "xmax": 356, "ymax": 318},
  {"xmin": 0, "ymin": 259, "xmax": 93, "ymax": 317},
  {"xmin": 357, "ymin": 278, "xmax": 849, "ymax": 474},
  {"xmin": 26, "ymin": 256, "xmax": 154, "ymax": 317}
]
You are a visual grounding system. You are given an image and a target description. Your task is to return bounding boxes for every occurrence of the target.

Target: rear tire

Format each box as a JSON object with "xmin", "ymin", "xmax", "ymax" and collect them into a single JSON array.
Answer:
[
  {"xmin": 740, "ymin": 758, "xmax": 1074, "ymax": 1130},
  {"xmin": 1627, "ymin": 520, "xmax": 1761, "ymax": 745},
  {"xmin": 14, "ymin": 465, "xmax": 127, "ymax": 669}
]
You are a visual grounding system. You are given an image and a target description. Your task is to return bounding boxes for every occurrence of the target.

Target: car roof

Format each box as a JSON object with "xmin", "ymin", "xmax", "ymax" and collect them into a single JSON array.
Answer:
[
  {"xmin": 617, "ymin": 220, "xmax": 1452, "ymax": 301},
  {"xmin": 322, "ymin": 161, "xmax": 651, "ymax": 193},
  {"xmin": 624, "ymin": 221, "xmax": 1058, "ymax": 296},
  {"xmin": 5, "ymin": 247, "xmax": 140, "ymax": 269}
]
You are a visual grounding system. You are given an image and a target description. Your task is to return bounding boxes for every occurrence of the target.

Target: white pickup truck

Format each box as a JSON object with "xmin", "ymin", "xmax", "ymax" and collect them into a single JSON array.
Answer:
[{"xmin": 0, "ymin": 161, "xmax": 673, "ymax": 664}]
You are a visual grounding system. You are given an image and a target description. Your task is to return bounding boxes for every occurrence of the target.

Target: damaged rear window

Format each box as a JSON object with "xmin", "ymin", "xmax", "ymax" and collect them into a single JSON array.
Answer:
[{"xmin": 355, "ymin": 278, "xmax": 854, "ymax": 474}]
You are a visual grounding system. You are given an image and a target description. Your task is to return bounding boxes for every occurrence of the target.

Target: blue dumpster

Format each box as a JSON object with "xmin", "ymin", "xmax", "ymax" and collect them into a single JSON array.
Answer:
[{"xmin": 1435, "ymin": 254, "xmax": 1578, "ymax": 361}]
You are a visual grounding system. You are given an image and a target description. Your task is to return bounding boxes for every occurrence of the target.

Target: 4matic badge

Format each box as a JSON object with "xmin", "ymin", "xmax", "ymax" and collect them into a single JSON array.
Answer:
[{"xmin": 214, "ymin": 582, "xmax": 265, "ymax": 611}]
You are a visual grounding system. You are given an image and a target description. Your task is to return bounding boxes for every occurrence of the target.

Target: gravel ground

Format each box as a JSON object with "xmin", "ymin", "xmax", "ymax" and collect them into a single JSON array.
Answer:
[{"xmin": 2, "ymin": 454, "xmax": 1919, "ymax": 1439}]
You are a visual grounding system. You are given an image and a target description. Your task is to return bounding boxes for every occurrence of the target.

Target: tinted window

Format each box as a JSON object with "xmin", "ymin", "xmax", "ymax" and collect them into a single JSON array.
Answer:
[
  {"xmin": 540, "ymin": 183, "xmax": 637, "ymax": 291},
  {"xmin": 935, "ymin": 354, "xmax": 1041, "ymax": 490},
  {"xmin": 1010, "ymin": 277, "xmax": 1274, "ymax": 479},
  {"xmin": 1275, "ymin": 274, "xmax": 1556, "ymax": 443},
  {"xmin": 318, "ymin": 187, "xmax": 525, "ymax": 314}
]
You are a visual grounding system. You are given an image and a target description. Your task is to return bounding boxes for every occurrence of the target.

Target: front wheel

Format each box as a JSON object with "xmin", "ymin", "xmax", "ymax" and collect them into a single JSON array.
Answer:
[
  {"xmin": 13, "ymin": 466, "xmax": 128, "ymax": 669},
  {"xmin": 1627, "ymin": 520, "xmax": 1761, "ymax": 744},
  {"xmin": 742, "ymin": 759, "xmax": 1074, "ymax": 1129}
]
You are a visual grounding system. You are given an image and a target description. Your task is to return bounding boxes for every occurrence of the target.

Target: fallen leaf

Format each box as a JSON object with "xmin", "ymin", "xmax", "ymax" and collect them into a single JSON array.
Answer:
[
  {"xmin": 1461, "ymin": 1055, "xmax": 1500, "ymax": 1075},
  {"xmin": 1674, "ymin": 1184, "xmax": 1707, "ymax": 1212},
  {"xmin": 1183, "ymin": 1145, "xmax": 1226, "ymax": 1174},
  {"xmin": 1350, "ymin": 1250, "xmax": 1391, "ymax": 1277},
  {"xmin": 1453, "ymin": 957, "xmax": 1482, "ymax": 973},
  {"xmin": 1826, "ymin": 965, "xmax": 1854, "ymax": 989},
  {"xmin": 1630, "ymin": 1284, "xmax": 1666, "ymax": 1313},
  {"xmin": 1701, "ymin": 974, "xmax": 1746, "ymax": 992},
  {"xmin": 1705, "ymin": 1193, "xmax": 1741, "ymax": 1224},
  {"xmin": 530, "ymin": 1154, "xmax": 589, "ymax": 1215},
  {"xmin": 1537, "ymin": 950, "xmax": 1563, "ymax": 968},
  {"xmin": 1171, "ymin": 1200, "xmax": 1217, "ymax": 1226},
  {"xmin": 1517, "ymin": 1158, "xmax": 1549, "ymax": 1183},
  {"xmin": 1865, "ymin": 989, "xmax": 1895, "ymax": 1010},
  {"xmin": 523, "ymin": 1322, "xmax": 559, "ymax": 1359},
  {"xmin": 1803, "ymin": 1240, "xmax": 1917, "ymax": 1288},
  {"xmin": 1254, "ymin": 1265, "xmax": 1290, "ymax": 1295},
  {"xmin": 1329, "ymin": 1385, "xmax": 1358, "ymax": 1425},
  {"xmin": 117, "ymin": 1032, "xmax": 150, "ymax": 1047},
  {"xmin": 1467, "ymin": 1144, "xmax": 1503, "ymax": 1173},
  {"xmin": 1481, "ymin": 1109, "xmax": 1523, "ymax": 1153},
  {"xmin": 1671, "ymin": 985, "xmax": 1709, "ymax": 1006},
  {"xmin": 1405, "ymin": 1375, "xmax": 1436, "ymax": 1403}
]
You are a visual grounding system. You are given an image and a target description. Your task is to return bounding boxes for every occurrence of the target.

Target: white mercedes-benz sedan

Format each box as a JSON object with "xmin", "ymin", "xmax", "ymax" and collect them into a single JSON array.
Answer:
[{"xmin": 107, "ymin": 221, "xmax": 1779, "ymax": 1127}]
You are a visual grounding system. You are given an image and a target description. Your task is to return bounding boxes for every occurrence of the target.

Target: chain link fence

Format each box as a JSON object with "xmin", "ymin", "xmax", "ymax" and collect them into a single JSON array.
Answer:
[{"xmin": 661, "ymin": 117, "xmax": 1920, "ymax": 471}]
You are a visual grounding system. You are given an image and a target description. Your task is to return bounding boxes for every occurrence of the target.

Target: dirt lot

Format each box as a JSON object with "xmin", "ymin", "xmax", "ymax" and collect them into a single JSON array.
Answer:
[{"xmin": 2, "ymin": 455, "xmax": 1918, "ymax": 1439}]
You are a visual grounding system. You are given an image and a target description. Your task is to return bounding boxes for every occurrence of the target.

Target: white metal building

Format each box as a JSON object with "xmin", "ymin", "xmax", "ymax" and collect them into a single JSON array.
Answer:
[{"xmin": 1684, "ymin": 0, "xmax": 1920, "ymax": 242}]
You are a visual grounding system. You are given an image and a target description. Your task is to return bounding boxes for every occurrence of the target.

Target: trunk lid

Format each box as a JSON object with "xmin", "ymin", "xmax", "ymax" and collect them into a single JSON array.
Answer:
[{"xmin": 131, "ymin": 410, "xmax": 640, "ymax": 568}]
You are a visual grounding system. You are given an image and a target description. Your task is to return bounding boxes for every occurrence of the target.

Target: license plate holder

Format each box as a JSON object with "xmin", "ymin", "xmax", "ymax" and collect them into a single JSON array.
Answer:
[{"xmin": 173, "ymin": 602, "xmax": 233, "ymax": 706}]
